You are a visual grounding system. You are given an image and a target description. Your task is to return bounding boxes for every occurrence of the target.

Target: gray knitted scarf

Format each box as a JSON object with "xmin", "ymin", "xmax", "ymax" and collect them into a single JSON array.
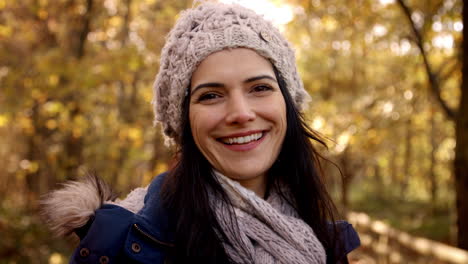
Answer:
[{"xmin": 212, "ymin": 171, "xmax": 326, "ymax": 264}]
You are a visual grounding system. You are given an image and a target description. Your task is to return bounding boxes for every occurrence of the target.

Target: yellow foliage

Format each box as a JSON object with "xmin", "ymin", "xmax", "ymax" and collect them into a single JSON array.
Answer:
[
  {"xmin": 72, "ymin": 128, "xmax": 82, "ymax": 138},
  {"xmin": 437, "ymin": 138, "xmax": 456, "ymax": 162},
  {"xmin": 18, "ymin": 116, "xmax": 34, "ymax": 134},
  {"xmin": 128, "ymin": 127, "xmax": 142, "ymax": 141},
  {"xmin": 67, "ymin": 101, "xmax": 77, "ymax": 111},
  {"xmin": 49, "ymin": 253, "xmax": 65, "ymax": 264},
  {"xmin": 0, "ymin": 24, "xmax": 11, "ymax": 37},
  {"xmin": 48, "ymin": 74, "xmax": 59, "ymax": 86},
  {"xmin": 142, "ymin": 171, "xmax": 154, "ymax": 185},
  {"xmin": 142, "ymin": 88, "xmax": 153, "ymax": 103},
  {"xmin": 154, "ymin": 162, "xmax": 168, "ymax": 175},
  {"xmin": 109, "ymin": 148, "xmax": 119, "ymax": 159},
  {"xmin": 0, "ymin": 0, "xmax": 5, "ymax": 9},
  {"xmin": 0, "ymin": 114, "xmax": 9, "ymax": 127},
  {"xmin": 24, "ymin": 78, "xmax": 33, "ymax": 88},
  {"xmin": 129, "ymin": 59, "xmax": 140, "ymax": 71},
  {"xmin": 367, "ymin": 129, "xmax": 377, "ymax": 140},
  {"xmin": 118, "ymin": 129, "xmax": 127, "ymax": 140},
  {"xmin": 32, "ymin": 89, "xmax": 48, "ymax": 103},
  {"xmin": 321, "ymin": 16, "xmax": 338, "ymax": 31},
  {"xmin": 73, "ymin": 115, "xmax": 89, "ymax": 131},
  {"xmin": 38, "ymin": 9, "xmax": 48, "ymax": 19},
  {"xmin": 20, "ymin": 160, "xmax": 40, "ymax": 173},
  {"xmin": 46, "ymin": 119, "xmax": 58, "ymax": 130},
  {"xmin": 109, "ymin": 16, "xmax": 123, "ymax": 27},
  {"xmin": 71, "ymin": 114, "xmax": 89, "ymax": 137},
  {"xmin": 43, "ymin": 101, "xmax": 63, "ymax": 114},
  {"xmin": 338, "ymin": 132, "xmax": 351, "ymax": 145}
]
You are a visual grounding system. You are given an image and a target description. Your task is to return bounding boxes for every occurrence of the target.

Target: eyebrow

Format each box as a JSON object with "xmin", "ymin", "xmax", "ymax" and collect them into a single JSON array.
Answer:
[
  {"xmin": 244, "ymin": 75, "xmax": 276, "ymax": 83},
  {"xmin": 191, "ymin": 74, "xmax": 277, "ymax": 95}
]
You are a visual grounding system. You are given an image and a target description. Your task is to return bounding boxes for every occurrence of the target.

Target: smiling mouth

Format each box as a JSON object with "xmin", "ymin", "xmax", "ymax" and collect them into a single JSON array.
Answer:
[{"xmin": 219, "ymin": 132, "xmax": 264, "ymax": 145}]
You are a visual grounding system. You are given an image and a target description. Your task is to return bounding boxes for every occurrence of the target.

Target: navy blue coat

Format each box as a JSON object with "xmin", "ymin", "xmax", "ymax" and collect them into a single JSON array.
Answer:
[{"xmin": 71, "ymin": 173, "xmax": 360, "ymax": 263}]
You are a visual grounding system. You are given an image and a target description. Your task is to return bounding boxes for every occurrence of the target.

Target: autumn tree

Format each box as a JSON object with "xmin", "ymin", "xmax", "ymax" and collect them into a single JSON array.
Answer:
[
  {"xmin": 287, "ymin": 0, "xmax": 460, "ymax": 245},
  {"xmin": 396, "ymin": 0, "xmax": 468, "ymax": 250}
]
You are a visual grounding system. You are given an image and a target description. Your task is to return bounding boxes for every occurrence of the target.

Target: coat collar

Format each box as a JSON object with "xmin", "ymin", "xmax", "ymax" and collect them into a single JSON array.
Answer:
[{"xmin": 135, "ymin": 172, "xmax": 175, "ymax": 245}]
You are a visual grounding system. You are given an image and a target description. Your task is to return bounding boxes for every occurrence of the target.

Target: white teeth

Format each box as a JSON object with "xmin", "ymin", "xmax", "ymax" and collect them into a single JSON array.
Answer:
[{"xmin": 222, "ymin": 132, "xmax": 263, "ymax": 145}]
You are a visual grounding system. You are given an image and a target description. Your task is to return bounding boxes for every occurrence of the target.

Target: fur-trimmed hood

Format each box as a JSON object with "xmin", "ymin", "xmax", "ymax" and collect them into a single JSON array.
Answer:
[{"xmin": 41, "ymin": 175, "xmax": 148, "ymax": 237}]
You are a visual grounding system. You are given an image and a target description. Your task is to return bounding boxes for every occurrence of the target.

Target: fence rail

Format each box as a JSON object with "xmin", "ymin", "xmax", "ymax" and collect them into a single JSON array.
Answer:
[{"xmin": 347, "ymin": 211, "xmax": 468, "ymax": 264}]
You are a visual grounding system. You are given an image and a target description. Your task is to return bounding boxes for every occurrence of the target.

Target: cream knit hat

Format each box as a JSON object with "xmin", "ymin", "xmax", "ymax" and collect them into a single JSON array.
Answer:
[{"xmin": 153, "ymin": 2, "xmax": 310, "ymax": 144}]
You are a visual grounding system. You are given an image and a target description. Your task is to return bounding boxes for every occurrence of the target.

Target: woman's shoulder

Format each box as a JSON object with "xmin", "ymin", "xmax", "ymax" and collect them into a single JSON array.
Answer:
[
  {"xmin": 41, "ymin": 172, "xmax": 172, "ymax": 263},
  {"xmin": 106, "ymin": 171, "xmax": 169, "ymax": 213},
  {"xmin": 144, "ymin": 171, "xmax": 169, "ymax": 203},
  {"xmin": 41, "ymin": 172, "xmax": 168, "ymax": 233},
  {"xmin": 329, "ymin": 220, "xmax": 361, "ymax": 261}
]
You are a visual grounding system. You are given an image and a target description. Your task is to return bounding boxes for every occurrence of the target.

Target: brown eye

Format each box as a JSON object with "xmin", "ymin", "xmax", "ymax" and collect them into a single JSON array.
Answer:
[
  {"xmin": 198, "ymin": 92, "xmax": 222, "ymax": 102},
  {"xmin": 252, "ymin": 85, "xmax": 273, "ymax": 93}
]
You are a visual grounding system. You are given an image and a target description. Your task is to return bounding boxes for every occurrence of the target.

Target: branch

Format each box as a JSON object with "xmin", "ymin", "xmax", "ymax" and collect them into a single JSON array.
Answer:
[
  {"xmin": 74, "ymin": 0, "xmax": 93, "ymax": 59},
  {"xmin": 396, "ymin": 0, "xmax": 457, "ymax": 120},
  {"xmin": 119, "ymin": 0, "xmax": 132, "ymax": 45},
  {"xmin": 438, "ymin": 57, "xmax": 461, "ymax": 83}
]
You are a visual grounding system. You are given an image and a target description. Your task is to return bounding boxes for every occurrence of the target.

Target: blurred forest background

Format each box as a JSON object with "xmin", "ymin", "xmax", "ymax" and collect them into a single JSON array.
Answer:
[{"xmin": 0, "ymin": 0, "xmax": 467, "ymax": 263}]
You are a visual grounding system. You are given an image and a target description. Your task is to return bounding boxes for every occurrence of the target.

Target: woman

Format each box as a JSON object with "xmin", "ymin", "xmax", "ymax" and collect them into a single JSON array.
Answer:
[{"xmin": 42, "ymin": 2, "xmax": 360, "ymax": 264}]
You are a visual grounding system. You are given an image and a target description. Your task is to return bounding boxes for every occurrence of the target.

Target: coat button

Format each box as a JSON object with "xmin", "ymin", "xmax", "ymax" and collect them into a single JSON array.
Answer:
[
  {"xmin": 99, "ymin": 256, "xmax": 109, "ymax": 264},
  {"xmin": 79, "ymin": 247, "xmax": 90, "ymax": 257},
  {"xmin": 131, "ymin": 242, "xmax": 141, "ymax": 253}
]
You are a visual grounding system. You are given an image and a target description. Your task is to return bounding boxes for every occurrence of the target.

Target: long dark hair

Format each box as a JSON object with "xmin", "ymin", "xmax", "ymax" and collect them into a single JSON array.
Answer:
[{"xmin": 160, "ymin": 66, "xmax": 340, "ymax": 263}]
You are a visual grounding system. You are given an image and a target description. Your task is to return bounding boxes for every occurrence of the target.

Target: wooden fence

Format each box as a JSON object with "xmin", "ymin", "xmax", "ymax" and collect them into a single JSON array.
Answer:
[{"xmin": 347, "ymin": 211, "xmax": 468, "ymax": 264}]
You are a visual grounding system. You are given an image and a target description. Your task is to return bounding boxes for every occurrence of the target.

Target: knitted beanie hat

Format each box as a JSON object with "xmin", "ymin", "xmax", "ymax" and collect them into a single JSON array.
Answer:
[{"xmin": 153, "ymin": 2, "xmax": 310, "ymax": 144}]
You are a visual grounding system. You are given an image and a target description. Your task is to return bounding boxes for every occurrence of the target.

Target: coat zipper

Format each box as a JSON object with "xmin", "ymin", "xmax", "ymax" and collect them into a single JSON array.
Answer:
[{"xmin": 133, "ymin": 223, "xmax": 174, "ymax": 248}]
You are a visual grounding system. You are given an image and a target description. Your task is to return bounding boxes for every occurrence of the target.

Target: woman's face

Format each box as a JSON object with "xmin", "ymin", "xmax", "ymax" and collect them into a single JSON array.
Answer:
[{"xmin": 189, "ymin": 48, "xmax": 287, "ymax": 196}]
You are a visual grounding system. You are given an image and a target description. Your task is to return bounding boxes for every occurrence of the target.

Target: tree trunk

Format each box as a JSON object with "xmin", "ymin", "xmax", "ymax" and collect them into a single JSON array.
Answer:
[
  {"xmin": 396, "ymin": 0, "xmax": 467, "ymax": 250},
  {"xmin": 62, "ymin": 0, "xmax": 94, "ymax": 179},
  {"xmin": 63, "ymin": 103, "xmax": 84, "ymax": 179},
  {"xmin": 340, "ymin": 148, "xmax": 351, "ymax": 209},
  {"xmin": 429, "ymin": 106, "xmax": 438, "ymax": 206},
  {"xmin": 67, "ymin": 0, "xmax": 94, "ymax": 59},
  {"xmin": 401, "ymin": 117, "xmax": 412, "ymax": 196},
  {"xmin": 390, "ymin": 144, "xmax": 398, "ymax": 185},
  {"xmin": 374, "ymin": 163, "xmax": 383, "ymax": 198},
  {"xmin": 396, "ymin": 0, "xmax": 456, "ymax": 120},
  {"xmin": 454, "ymin": 0, "xmax": 468, "ymax": 250},
  {"xmin": 25, "ymin": 101, "xmax": 42, "ymax": 194},
  {"xmin": 120, "ymin": 0, "xmax": 132, "ymax": 46}
]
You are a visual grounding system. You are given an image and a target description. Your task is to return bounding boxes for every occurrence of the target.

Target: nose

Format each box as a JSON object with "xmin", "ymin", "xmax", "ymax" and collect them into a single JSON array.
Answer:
[{"xmin": 225, "ymin": 93, "xmax": 255, "ymax": 125}]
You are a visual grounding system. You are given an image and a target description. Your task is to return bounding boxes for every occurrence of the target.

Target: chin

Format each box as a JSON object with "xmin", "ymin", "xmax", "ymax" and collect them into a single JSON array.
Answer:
[{"xmin": 222, "ymin": 168, "xmax": 267, "ymax": 181}]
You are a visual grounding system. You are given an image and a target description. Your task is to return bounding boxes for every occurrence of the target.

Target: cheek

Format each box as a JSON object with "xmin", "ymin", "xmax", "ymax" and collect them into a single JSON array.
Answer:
[
  {"xmin": 278, "ymin": 113, "xmax": 287, "ymax": 147},
  {"xmin": 280, "ymin": 106, "xmax": 287, "ymax": 135},
  {"xmin": 189, "ymin": 107, "xmax": 219, "ymax": 147},
  {"xmin": 189, "ymin": 108, "xmax": 225, "ymax": 168},
  {"xmin": 189, "ymin": 111, "xmax": 203, "ymax": 146},
  {"xmin": 271, "ymin": 97, "xmax": 287, "ymax": 137}
]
